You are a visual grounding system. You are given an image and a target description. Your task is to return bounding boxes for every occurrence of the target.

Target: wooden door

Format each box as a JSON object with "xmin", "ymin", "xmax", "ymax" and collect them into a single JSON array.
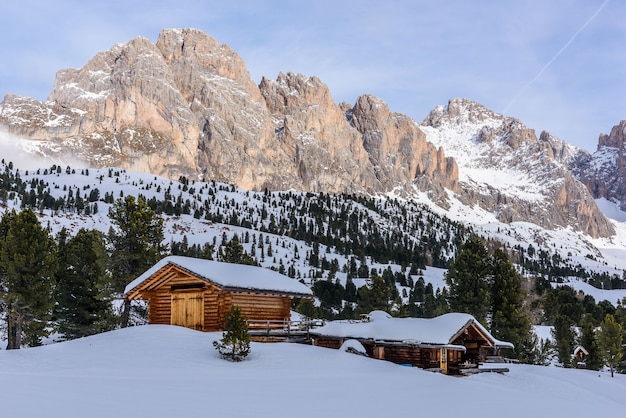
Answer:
[{"xmin": 171, "ymin": 291, "xmax": 204, "ymax": 330}]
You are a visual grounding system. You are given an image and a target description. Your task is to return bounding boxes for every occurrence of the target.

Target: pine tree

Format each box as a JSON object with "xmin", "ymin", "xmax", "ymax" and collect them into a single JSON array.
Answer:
[
  {"xmin": 578, "ymin": 314, "xmax": 602, "ymax": 370},
  {"xmin": 108, "ymin": 196, "xmax": 166, "ymax": 327},
  {"xmin": 54, "ymin": 228, "xmax": 115, "ymax": 340},
  {"xmin": 344, "ymin": 276, "xmax": 357, "ymax": 303},
  {"xmin": 446, "ymin": 236, "xmax": 491, "ymax": 323},
  {"xmin": 295, "ymin": 298, "xmax": 318, "ymax": 321},
  {"xmin": 542, "ymin": 285, "xmax": 583, "ymax": 325},
  {"xmin": 490, "ymin": 249, "xmax": 533, "ymax": 361},
  {"xmin": 218, "ymin": 235, "xmax": 257, "ymax": 265},
  {"xmin": 213, "ymin": 305, "xmax": 251, "ymax": 362},
  {"xmin": 356, "ymin": 275, "xmax": 391, "ymax": 314},
  {"xmin": 598, "ymin": 313, "xmax": 623, "ymax": 377},
  {"xmin": 423, "ymin": 283, "xmax": 436, "ymax": 318},
  {"xmin": 0, "ymin": 209, "xmax": 57, "ymax": 349},
  {"xmin": 552, "ymin": 314, "xmax": 576, "ymax": 367}
]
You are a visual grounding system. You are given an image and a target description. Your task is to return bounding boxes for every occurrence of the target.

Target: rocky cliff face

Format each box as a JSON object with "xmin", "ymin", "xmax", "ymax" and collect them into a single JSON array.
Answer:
[
  {"xmin": 573, "ymin": 120, "xmax": 626, "ymax": 211},
  {"xmin": 350, "ymin": 94, "xmax": 458, "ymax": 198},
  {"xmin": 258, "ymin": 72, "xmax": 380, "ymax": 193},
  {"xmin": 0, "ymin": 28, "xmax": 614, "ymax": 238},
  {"xmin": 0, "ymin": 28, "xmax": 454, "ymax": 197},
  {"xmin": 421, "ymin": 99, "xmax": 614, "ymax": 238}
]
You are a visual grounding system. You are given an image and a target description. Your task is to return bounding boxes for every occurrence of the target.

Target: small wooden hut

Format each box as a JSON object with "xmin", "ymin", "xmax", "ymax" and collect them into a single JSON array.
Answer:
[
  {"xmin": 573, "ymin": 345, "xmax": 589, "ymax": 368},
  {"xmin": 124, "ymin": 256, "xmax": 312, "ymax": 332},
  {"xmin": 310, "ymin": 311, "xmax": 513, "ymax": 375}
]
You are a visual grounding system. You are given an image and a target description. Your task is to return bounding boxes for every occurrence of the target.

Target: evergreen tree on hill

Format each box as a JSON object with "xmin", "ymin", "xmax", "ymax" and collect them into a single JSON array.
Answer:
[
  {"xmin": 213, "ymin": 305, "xmax": 251, "ymax": 362},
  {"xmin": 0, "ymin": 208, "xmax": 57, "ymax": 349},
  {"xmin": 446, "ymin": 238, "xmax": 534, "ymax": 361},
  {"xmin": 598, "ymin": 313, "xmax": 623, "ymax": 377},
  {"xmin": 578, "ymin": 314, "xmax": 602, "ymax": 370},
  {"xmin": 108, "ymin": 196, "xmax": 166, "ymax": 327},
  {"xmin": 54, "ymin": 228, "xmax": 116, "ymax": 339},
  {"xmin": 356, "ymin": 275, "xmax": 391, "ymax": 315},
  {"xmin": 218, "ymin": 235, "xmax": 257, "ymax": 265},
  {"xmin": 552, "ymin": 314, "xmax": 577, "ymax": 367},
  {"xmin": 446, "ymin": 236, "xmax": 491, "ymax": 323},
  {"xmin": 295, "ymin": 298, "xmax": 318, "ymax": 321},
  {"xmin": 490, "ymin": 248, "xmax": 533, "ymax": 361}
]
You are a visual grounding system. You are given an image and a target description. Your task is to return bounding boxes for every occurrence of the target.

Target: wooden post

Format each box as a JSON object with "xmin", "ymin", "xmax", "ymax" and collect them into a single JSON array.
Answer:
[
  {"xmin": 439, "ymin": 348, "xmax": 448, "ymax": 374},
  {"xmin": 374, "ymin": 345, "xmax": 385, "ymax": 360}
]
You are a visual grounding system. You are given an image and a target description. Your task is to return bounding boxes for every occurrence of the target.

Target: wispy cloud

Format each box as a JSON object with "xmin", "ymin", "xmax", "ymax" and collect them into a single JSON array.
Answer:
[{"xmin": 504, "ymin": 0, "xmax": 611, "ymax": 114}]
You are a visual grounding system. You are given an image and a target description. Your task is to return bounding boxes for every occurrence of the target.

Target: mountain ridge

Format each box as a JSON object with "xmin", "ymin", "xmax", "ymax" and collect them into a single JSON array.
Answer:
[
  {"xmin": 0, "ymin": 27, "xmax": 620, "ymax": 239},
  {"xmin": 421, "ymin": 98, "xmax": 614, "ymax": 238}
]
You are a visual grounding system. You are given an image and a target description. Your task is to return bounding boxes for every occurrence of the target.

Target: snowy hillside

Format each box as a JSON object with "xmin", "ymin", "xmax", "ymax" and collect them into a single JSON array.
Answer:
[
  {"xmin": 1, "ymin": 159, "xmax": 626, "ymax": 306},
  {"xmin": 0, "ymin": 161, "xmax": 464, "ymax": 312},
  {"xmin": 0, "ymin": 325, "xmax": 624, "ymax": 418}
]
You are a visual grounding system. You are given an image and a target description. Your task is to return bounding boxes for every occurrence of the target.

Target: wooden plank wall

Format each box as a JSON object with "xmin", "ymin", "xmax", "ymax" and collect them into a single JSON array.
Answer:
[
  {"xmin": 147, "ymin": 289, "xmax": 174, "ymax": 325},
  {"xmin": 380, "ymin": 345, "xmax": 424, "ymax": 365},
  {"xmin": 312, "ymin": 337, "xmax": 343, "ymax": 350},
  {"xmin": 203, "ymin": 291, "xmax": 220, "ymax": 331},
  {"xmin": 230, "ymin": 293, "xmax": 291, "ymax": 329}
]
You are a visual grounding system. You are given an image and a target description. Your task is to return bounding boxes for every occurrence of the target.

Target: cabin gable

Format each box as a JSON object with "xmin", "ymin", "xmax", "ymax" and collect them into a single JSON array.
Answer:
[{"xmin": 450, "ymin": 321, "xmax": 495, "ymax": 363}]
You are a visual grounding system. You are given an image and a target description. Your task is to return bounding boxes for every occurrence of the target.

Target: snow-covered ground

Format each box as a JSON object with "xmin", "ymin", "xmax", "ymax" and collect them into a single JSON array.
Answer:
[
  {"xmin": 552, "ymin": 277, "xmax": 626, "ymax": 306},
  {"xmin": 0, "ymin": 325, "xmax": 624, "ymax": 418},
  {"xmin": 3, "ymin": 161, "xmax": 626, "ymax": 308}
]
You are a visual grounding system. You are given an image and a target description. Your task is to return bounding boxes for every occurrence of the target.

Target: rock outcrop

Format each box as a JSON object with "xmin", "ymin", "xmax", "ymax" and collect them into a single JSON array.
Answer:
[
  {"xmin": 421, "ymin": 99, "xmax": 614, "ymax": 238},
  {"xmin": 574, "ymin": 120, "xmax": 626, "ymax": 211},
  {"xmin": 350, "ymin": 94, "xmax": 458, "ymax": 196},
  {"xmin": 258, "ymin": 73, "xmax": 381, "ymax": 193}
]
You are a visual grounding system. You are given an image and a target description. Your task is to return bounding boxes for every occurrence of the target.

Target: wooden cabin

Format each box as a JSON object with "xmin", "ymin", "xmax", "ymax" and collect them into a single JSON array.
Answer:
[
  {"xmin": 310, "ymin": 311, "xmax": 513, "ymax": 375},
  {"xmin": 573, "ymin": 345, "xmax": 589, "ymax": 368},
  {"xmin": 124, "ymin": 256, "xmax": 313, "ymax": 332}
]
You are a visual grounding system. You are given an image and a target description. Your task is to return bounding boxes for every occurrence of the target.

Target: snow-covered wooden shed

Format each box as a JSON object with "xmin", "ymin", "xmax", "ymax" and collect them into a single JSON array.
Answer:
[
  {"xmin": 573, "ymin": 345, "xmax": 589, "ymax": 368},
  {"xmin": 124, "ymin": 256, "xmax": 312, "ymax": 332},
  {"xmin": 310, "ymin": 311, "xmax": 513, "ymax": 374}
]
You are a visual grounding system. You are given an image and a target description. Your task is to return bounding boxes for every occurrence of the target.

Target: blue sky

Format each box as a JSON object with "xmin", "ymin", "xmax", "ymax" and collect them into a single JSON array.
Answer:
[{"xmin": 1, "ymin": 0, "xmax": 623, "ymax": 151}]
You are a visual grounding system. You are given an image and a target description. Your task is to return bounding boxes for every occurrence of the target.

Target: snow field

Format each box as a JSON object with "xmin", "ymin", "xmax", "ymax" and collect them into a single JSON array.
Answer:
[{"xmin": 0, "ymin": 325, "xmax": 624, "ymax": 418}]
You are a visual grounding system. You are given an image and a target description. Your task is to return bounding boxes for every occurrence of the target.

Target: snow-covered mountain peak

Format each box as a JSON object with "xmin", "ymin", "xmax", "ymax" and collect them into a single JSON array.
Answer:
[
  {"xmin": 421, "ymin": 99, "xmax": 541, "ymax": 179},
  {"xmin": 420, "ymin": 99, "xmax": 613, "ymax": 238},
  {"xmin": 423, "ymin": 98, "xmax": 504, "ymax": 129},
  {"xmin": 575, "ymin": 120, "xmax": 626, "ymax": 212}
]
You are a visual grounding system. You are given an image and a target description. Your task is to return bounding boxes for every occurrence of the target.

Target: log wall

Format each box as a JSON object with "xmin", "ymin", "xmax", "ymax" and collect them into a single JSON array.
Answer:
[
  {"xmin": 230, "ymin": 293, "xmax": 291, "ymax": 327},
  {"xmin": 312, "ymin": 337, "xmax": 343, "ymax": 350}
]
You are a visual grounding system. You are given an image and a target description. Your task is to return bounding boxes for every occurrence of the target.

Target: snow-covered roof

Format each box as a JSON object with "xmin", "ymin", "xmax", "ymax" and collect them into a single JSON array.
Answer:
[
  {"xmin": 312, "ymin": 311, "xmax": 513, "ymax": 349},
  {"xmin": 573, "ymin": 345, "xmax": 589, "ymax": 356},
  {"xmin": 124, "ymin": 255, "xmax": 313, "ymax": 296}
]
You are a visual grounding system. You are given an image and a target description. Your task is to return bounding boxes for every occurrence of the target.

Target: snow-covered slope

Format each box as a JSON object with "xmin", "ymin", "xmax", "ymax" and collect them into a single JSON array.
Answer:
[
  {"xmin": 573, "ymin": 120, "xmax": 626, "ymax": 212},
  {"xmin": 421, "ymin": 98, "xmax": 613, "ymax": 239},
  {"xmin": 0, "ymin": 162, "xmax": 465, "ymax": 301},
  {"xmin": 2, "ymin": 159, "xmax": 626, "ymax": 306},
  {"xmin": 0, "ymin": 325, "xmax": 623, "ymax": 418}
]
